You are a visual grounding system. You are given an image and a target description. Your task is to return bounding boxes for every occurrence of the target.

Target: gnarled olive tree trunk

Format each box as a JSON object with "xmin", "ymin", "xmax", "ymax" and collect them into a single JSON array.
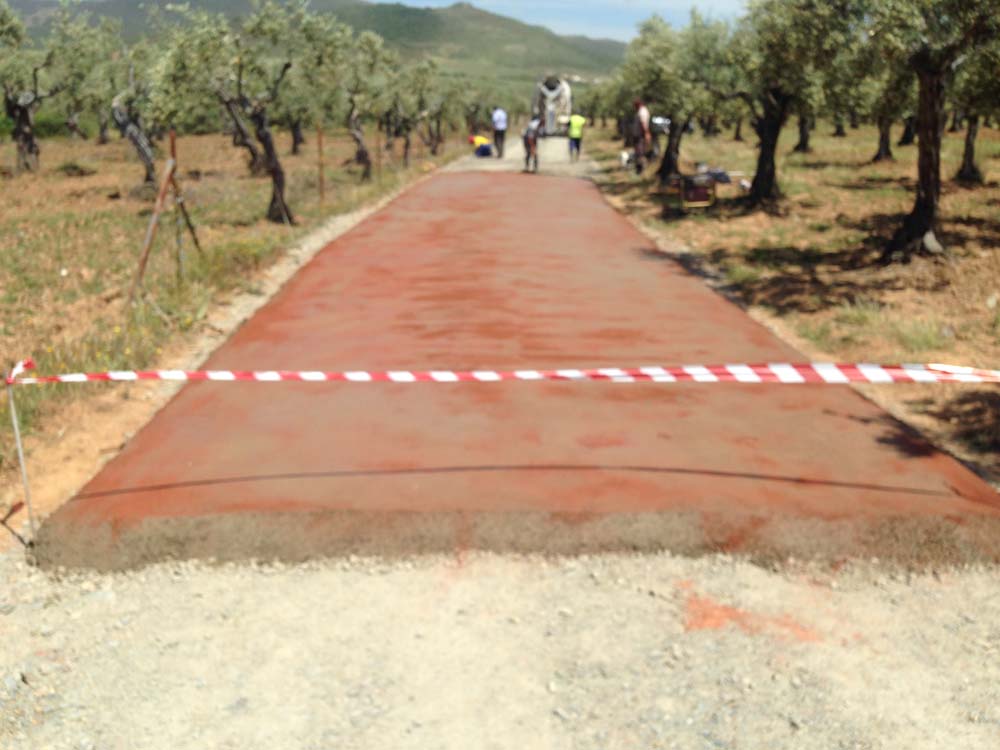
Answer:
[
  {"xmin": 419, "ymin": 113, "xmax": 444, "ymax": 157},
  {"xmin": 249, "ymin": 106, "xmax": 294, "ymax": 225},
  {"xmin": 221, "ymin": 97, "xmax": 267, "ymax": 175},
  {"xmin": 4, "ymin": 91, "xmax": 41, "ymax": 173},
  {"xmin": 66, "ymin": 111, "xmax": 88, "ymax": 140},
  {"xmin": 955, "ymin": 114, "xmax": 982, "ymax": 183},
  {"xmin": 884, "ymin": 57, "xmax": 948, "ymax": 261},
  {"xmin": 111, "ymin": 94, "xmax": 156, "ymax": 184},
  {"xmin": 97, "ymin": 110, "xmax": 110, "ymax": 145},
  {"xmin": 792, "ymin": 113, "xmax": 812, "ymax": 153},
  {"xmin": 290, "ymin": 119, "xmax": 305, "ymax": 156},
  {"xmin": 347, "ymin": 105, "xmax": 372, "ymax": 182},
  {"xmin": 948, "ymin": 109, "xmax": 962, "ymax": 132},
  {"xmin": 749, "ymin": 89, "xmax": 793, "ymax": 205},
  {"xmin": 656, "ymin": 116, "xmax": 689, "ymax": 183},
  {"xmin": 897, "ymin": 116, "xmax": 916, "ymax": 146},
  {"xmin": 872, "ymin": 116, "xmax": 893, "ymax": 162}
]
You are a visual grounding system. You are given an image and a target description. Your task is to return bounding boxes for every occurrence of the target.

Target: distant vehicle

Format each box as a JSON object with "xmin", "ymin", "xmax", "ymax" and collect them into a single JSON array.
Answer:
[
  {"xmin": 533, "ymin": 76, "xmax": 572, "ymax": 136},
  {"xmin": 651, "ymin": 116, "xmax": 671, "ymax": 135}
]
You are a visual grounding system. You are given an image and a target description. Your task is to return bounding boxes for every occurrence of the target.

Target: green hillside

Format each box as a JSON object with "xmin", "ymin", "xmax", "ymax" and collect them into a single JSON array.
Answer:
[{"xmin": 10, "ymin": 0, "xmax": 624, "ymax": 82}]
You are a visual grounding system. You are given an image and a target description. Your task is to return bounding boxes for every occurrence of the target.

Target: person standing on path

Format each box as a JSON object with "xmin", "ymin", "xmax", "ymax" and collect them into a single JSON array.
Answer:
[
  {"xmin": 568, "ymin": 112, "xmax": 587, "ymax": 162},
  {"xmin": 522, "ymin": 114, "xmax": 542, "ymax": 173},
  {"xmin": 633, "ymin": 98, "xmax": 652, "ymax": 174},
  {"xmin": 492, "ymin": 105, "xmax": 508, "ymax": 159}
]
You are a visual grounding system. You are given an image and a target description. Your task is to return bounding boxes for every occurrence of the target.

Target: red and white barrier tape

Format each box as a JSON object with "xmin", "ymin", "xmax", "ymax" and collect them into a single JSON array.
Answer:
[{"xmin": 6, "ymin": 359, "xmax": 1000, "ymax": 386}]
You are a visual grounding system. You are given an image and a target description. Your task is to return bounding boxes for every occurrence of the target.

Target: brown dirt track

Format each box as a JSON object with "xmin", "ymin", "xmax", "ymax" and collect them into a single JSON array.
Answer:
[{"xmin": 34, "ymin": 171, "xmax": 1000, "ymax": 570}]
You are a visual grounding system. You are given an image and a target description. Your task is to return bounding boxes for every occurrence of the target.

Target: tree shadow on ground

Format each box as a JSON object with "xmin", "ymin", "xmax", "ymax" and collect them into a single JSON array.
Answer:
[
  {"xmin": 837, "ymin": 411, "xmax": 939, "ymax": 459},
  {"xmin": 834, "ymin": 175, "xmax": 914, "ymax": 191},
  {"xmin": 596, "ymin": 177, "xmax": 655, "ymax": 197},
  {"xmin": 658, "ymin": 195, "xmax": 772, "ymax": 223},
  {"xmin": 634, "ymin": 246, "xmax": 729, "ymax": 284},
  {"xmin": 744, "ymin": 245, "xmax": 869, "ymax": 271},
  {"xmin": 719, "ymin": 239, "xmax": 929, "ymax": 315},
  {"xmin": 950, "ymin": 179, "xmax": 1000, "ymax": 191},
  {"xmin": 929, "ymin": 390, "xmax": 1000, "ymax": 457},
  {"xmin": 736, "ymin": 266, "xmax": 904, "ymax": 314},
  {"xmin": 840, "ymin": 210, "xmax": 1000, "ymax": 249},
  {"xmin": 942, "ymin": 214, "xmax": 1000, "ymax": 245},
  {"xmin": 796, "ymin": 159, "xmax": 866, "ymax": 170}
]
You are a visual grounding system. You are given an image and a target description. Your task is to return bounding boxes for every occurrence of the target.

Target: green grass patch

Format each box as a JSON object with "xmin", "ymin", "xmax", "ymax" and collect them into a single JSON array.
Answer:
[
  {"xmin": 796, "ymin": 319, "xmax": 834, "ymax": 350},
  {"xmin": 890, "ymin": 320, "xmax": 947, "ymax": 354},
  {"xmin": 724, "ymin": 263, "xmax": 763, "ymax": 286},
  {"xmin": 835, "ymin": 298, "xmax": 884, "ymax": 328}
]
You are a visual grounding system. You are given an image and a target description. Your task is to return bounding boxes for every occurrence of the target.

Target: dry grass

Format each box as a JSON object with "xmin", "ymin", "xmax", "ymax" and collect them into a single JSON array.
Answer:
[
  {"xmin": 0, "ymin": 129, "xmax": 460, "ymax": 472},
  {"xmin": 590, "ymin": 122, "xmax": 1000, "ymax": 481}
]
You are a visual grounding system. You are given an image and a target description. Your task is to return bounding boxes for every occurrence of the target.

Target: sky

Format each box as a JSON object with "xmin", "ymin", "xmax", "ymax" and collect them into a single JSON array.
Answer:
[{"xmin": 371, "ymin": 1, "xmax": 748, "ymax": 42}]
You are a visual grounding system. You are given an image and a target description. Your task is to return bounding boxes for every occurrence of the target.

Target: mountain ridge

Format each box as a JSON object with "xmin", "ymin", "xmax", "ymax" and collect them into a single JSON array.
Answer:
[{"xmin": 9, "ymin": 0, "xmax": 626, "ymax": 82}]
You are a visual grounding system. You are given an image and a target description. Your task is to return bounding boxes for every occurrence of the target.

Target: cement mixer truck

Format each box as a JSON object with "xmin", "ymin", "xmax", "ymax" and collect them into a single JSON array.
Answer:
[{"xmin": 533, "ymin": 75, "xmax": 572, "ymax": 136}]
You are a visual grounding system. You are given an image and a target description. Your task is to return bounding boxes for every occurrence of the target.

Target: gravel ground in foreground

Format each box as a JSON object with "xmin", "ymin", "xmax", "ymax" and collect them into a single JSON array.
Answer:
[{"xmin": 1, "ymin": 549, "xmax": 998, "ymax": 750}]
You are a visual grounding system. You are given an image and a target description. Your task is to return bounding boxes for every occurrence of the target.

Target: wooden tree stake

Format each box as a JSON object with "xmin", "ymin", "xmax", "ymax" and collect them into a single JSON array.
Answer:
[
  {"xmin": 168, "ymin": 130, "xmax": 203, "ymax": 257},
  {"xmin": 317, "ymin": 124, "xmax": 325, "ymax": 205},
  {"xmin": 128, "ymin": 158, "xmax": 177, "ymax": 305}
]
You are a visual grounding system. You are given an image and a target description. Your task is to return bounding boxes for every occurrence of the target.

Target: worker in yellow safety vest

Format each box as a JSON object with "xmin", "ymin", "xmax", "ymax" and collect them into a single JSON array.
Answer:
[{"xmin": 568, "ymin": 113, "xmax": 587, "ymax": 162}]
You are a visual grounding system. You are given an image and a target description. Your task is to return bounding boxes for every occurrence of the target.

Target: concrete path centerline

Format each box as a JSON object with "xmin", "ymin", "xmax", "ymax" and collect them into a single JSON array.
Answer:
[{"xmin": 36, "ymin": 164, "xmax": 1000, "ymax": 569}]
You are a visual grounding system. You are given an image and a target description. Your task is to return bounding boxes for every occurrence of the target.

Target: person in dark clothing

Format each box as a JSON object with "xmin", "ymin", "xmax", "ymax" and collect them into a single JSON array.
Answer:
[{"xmin": 522, "ymin": 115, "xmax": 541, "ymax": 172}]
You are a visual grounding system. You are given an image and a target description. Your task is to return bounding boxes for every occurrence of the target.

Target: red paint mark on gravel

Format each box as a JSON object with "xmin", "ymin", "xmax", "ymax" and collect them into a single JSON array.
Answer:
[{"xmin": 684, "ymin": 591, "xmax": 822, "ymax": 643}]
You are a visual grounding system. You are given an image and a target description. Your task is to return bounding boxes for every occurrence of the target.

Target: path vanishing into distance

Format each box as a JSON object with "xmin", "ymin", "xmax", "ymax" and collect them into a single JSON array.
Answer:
[{"xmin": 37, "ymin": 139, "xmax": 1000, "ymax": 569}]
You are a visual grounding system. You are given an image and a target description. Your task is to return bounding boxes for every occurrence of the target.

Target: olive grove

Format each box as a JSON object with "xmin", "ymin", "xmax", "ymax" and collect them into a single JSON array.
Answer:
[{"xmin": 602, "ymin": 0, "xmax": 1000, "ymax": 261}]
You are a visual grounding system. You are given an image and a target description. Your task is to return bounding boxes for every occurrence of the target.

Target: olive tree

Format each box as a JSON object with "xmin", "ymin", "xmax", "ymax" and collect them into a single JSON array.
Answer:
[
  {"xmin": 343, "ymin": 31, "xmax": 394, "ymax": 181},
  {"xmin": 274, "ymin": 11, "xmax": 351, "ymax": 156},
  {"xmin": 47, "ymin": 4, "xmax": 122, "ymax": 141},
  {"xmin": 620, "ymin": 16, "xmax": 696, "ymax": 180},
  {"xmin": 112, "ymin": 40, "xmax": 159, "ymax": 185},
  {"xmin": 868, "ymin": 64, "xmax": 915, "ymax": 163},
  {"xmin": 415, "ymin": 70, "xmax": 465, "ymax": 157},
  {"xmin": 381, "ymin": 60, "xmax": 455, "ymax": 166},
  {"xmin": 950, "ymin": 42, "xmax": 1000, "ymax": 183},
  {"xmin": 1, "ymin": 0, "xmax": 61, "ymax": 172},
  {"xmin": 153, "ymin": 1, "xmax": 316, "ymax": 222},
  {"xmin": 872, "ymin": 0, "xmax": 1000, "ymax": 260},
  {"xmin": 727, "ymin": 0, "xmax": 861, "ymax": 204}
]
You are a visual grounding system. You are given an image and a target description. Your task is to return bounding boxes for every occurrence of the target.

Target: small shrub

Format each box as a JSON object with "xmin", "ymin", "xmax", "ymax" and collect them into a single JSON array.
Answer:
[
  {"xmin": 55, "ymin": 161, "xmax": 97, "ymax": 178},
  {"xmin": 33, "ymin": 110, "xmax": 68, "ymax": 138}
]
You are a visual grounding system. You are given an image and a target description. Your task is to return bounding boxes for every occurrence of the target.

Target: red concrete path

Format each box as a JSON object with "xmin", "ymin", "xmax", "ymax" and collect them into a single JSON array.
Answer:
[{"xmin": 38, "ymin": 172, "xmax": 1000, "ymax": 568}]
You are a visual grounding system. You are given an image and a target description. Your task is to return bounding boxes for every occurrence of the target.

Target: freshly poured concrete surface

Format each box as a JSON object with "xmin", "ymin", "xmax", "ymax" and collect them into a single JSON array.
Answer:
[{"xmin": 37, "ymin": 170, "xmax": 1000, "ymax": 568}]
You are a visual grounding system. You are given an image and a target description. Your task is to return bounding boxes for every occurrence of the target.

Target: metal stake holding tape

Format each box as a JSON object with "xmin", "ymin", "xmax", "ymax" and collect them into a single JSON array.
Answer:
[{"xmin": 5, "ymin": 366, "xmax": 36, "ymax": 542}]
